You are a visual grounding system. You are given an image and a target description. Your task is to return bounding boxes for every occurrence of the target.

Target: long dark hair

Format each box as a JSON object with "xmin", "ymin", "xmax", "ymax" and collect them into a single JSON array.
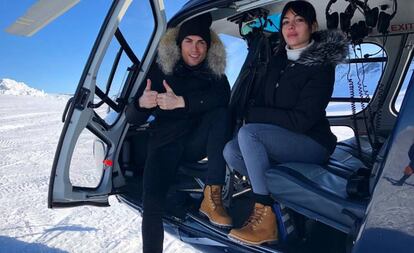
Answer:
[{"xmin": 278, "ymin": 0, "xmax": 317, "ymax": 51}]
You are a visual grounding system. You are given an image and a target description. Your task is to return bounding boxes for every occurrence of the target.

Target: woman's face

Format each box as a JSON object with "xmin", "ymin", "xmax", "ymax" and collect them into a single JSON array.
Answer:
[
  {"xmin": 282, "ymin": 9, "xmax": 315, "ymax": 49},
  {"xmin": 180, "ymin": 35, "xmax": 208, "ymax": 66}
]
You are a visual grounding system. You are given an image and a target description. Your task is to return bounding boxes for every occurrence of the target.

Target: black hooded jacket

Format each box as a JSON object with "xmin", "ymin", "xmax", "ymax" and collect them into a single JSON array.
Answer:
[
  {"xmin": 125, "ymin": 27, "xmax": 230, "ymax": 148},
  {"xmin": 245, "ymin": 30, "xmax": 349, "ymax": 154}
]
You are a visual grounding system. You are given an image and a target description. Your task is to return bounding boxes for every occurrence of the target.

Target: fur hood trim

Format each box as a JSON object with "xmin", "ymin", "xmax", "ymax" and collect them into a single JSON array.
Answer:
[
  {"xmin": 156, "ymin": 27, "xmax": 226, "ymax": 77},
  {"xmin": 297, "ymin": 30, "xmax": 349, "ymax": 66}
]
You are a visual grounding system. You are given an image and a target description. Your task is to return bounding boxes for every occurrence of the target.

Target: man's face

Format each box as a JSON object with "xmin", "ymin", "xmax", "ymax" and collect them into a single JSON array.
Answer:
[{"xmin": 180, "ymin": 35, "xmax": 208, "ymax": 66}]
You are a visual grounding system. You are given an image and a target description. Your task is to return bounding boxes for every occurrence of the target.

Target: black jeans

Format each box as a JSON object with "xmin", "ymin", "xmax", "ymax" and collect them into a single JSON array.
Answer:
[{"xmin": 141, "ymin": 107, "xmax": 231, "ymax": 253}]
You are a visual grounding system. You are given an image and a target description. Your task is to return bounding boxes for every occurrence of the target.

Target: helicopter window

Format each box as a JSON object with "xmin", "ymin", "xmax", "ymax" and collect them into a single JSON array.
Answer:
[
  {"xmin": 327, "ymin": 43, "xmax": 387, "ymax": 116},
  {"xmin": 93, "ymin": 0, "xmax": 155, "ymax": 125},
  {"xmin": 240, "ymin": 12, "xmax": 281, "ymax": 36},
  {"xmin": 331, "ymin": 125, "xmax": 355, "ymax": 141},
  {"xmin": 394, "ymin": 52, "xmax": 414, "ymax": 112},
  {"xmin": 68, "ymin": 128, "xmax": 108, "ymax": 188},
  {"xmin": 219, "ymin": 34, "xmax": 248, "ymax": 87}
]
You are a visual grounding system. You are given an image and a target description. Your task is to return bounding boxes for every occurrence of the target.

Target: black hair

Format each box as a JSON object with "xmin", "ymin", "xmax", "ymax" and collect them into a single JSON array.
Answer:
[{"xmin": 278, "ymin": 0, "xmax": 317, "ymax": 51}]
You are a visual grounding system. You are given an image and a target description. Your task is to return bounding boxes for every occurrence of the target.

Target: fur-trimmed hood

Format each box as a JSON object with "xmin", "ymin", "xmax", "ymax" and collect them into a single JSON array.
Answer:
[
  {"xmin": 295, "ymin": 30, "xmax": 349, "ymax": 66},
  {"xmin": 156, "ymin": 27, "xmax": 226, "ymax": 77}
]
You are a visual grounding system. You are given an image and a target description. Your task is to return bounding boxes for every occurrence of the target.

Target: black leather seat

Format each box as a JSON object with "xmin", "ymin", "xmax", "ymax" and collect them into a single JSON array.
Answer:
[{"xmin": 265, "ymin": 137, "xmax": 376, "ymax": 233}]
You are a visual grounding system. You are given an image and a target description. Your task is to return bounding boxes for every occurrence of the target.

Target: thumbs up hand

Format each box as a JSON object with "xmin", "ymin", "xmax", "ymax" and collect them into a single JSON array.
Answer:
[
  {"xmin": 138, "ymin": 79, "xmax": 158, "ymax": 109},
  {"xmin": 157, "ymin": 80, "xmax": 185, "ymax": 110}
]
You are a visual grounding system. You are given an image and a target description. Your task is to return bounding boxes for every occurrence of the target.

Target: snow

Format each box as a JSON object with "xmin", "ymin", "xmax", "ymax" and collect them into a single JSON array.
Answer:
[
  {"xmin": 0, "ymin": 79, "xmax": 47, "ymax": 97},
  {"xmin": 0, "ymin": 94, "xmax": 201, "ymax": 253},
  {"xmin": 0, "ymin": 77, "xmax": 401, "ymax": 252}
]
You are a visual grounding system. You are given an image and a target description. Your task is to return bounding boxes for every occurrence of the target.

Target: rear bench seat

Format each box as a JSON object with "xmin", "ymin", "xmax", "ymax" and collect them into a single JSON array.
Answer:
[{"xmin": 265, "ymin": 137, "xmax": 375, "ymax": 234}]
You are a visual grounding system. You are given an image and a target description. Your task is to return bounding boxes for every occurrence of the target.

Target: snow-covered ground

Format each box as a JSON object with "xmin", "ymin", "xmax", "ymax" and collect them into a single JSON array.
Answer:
[
  {"xmin": 0, "ymin": 93, "xmax": 201, "ymax": 253},
  {"xmin": 0, "ymin": 78, "xmax": 372, "ymax": 252}
]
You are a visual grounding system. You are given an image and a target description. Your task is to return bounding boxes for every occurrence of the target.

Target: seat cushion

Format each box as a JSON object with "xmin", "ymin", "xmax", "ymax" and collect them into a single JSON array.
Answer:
[
  {"xmin": 265, "ymin": 161, "xmax": 368, "ymax": 233},
  {"xmin": 326, "ymin": 144, "xmax": 368, "ymax": 179},
  {"xmin": 334, "ymin": 136, "xmax": 374, "ymax": 167}
]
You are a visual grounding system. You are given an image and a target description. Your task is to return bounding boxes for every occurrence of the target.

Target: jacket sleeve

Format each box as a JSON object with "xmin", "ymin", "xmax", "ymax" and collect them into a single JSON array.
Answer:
[
  {"xmin": 125, "ymin": 78, "xmax": 153, "ymax": 125},
  {"xmin": 182, "ymin": 75, "xmax": 231, "ymax": 114},
  {"xmin": 125, "ymin": 99, "xmax": 152, "ymax": 125},
  {"xmin": 246, "ymin": 66, "xmax": 335, "ymax": 133},
  {"xmin": 409, "ymin": 143, "xmax": 414, "ymax": 168}
]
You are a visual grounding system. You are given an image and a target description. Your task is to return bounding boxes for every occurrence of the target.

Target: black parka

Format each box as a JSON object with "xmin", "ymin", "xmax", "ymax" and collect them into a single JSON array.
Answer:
[
  {"xmin": 126, "ymin": 28, "xmax": 230, "ymax": 148},
  {"xmin": 245, "ymin": 30, "xmax": 349, "ymax": 154}
]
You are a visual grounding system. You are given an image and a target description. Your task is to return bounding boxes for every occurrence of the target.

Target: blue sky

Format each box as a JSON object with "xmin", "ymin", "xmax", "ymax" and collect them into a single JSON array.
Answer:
[
  {"xmin": 0, "ymin": 0, "xmax": 190, "ymax": 94},
  {"xmin": 0, "ymin": 1, "xmax": 403, "ymax": 99}
]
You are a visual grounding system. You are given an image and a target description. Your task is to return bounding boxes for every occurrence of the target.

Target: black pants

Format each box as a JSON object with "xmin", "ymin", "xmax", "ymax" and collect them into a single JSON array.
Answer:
[{"xmin": 142, "ymin": 108, "xmax": 231, "ymax": 253}]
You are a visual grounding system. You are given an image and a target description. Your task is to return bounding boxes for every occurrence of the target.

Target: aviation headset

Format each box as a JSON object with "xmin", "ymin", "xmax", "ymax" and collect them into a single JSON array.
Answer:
[
  {"xmin": 341, "ymin": 1, "xmax": 369, "ymax": 44},
  {"xmin": 325, "ymin": 0, "xmax": 339, "ymax": 29},
  {"xmin": 325, "ymin": 0, "xmax": 361, "ymax": 36},
  {"xmin": 377, "ymin": 0, "xmax": 397, "ymax": 34},
  {"xmin": 326, "ymin": 0, "xmax": 397, "ymax": 43}
]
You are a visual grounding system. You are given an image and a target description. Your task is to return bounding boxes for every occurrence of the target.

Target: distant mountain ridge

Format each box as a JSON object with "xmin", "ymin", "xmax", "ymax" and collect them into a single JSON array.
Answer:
[{"xmin": 0, "ymin": 78, "xmax": 46, "ymax": 97}]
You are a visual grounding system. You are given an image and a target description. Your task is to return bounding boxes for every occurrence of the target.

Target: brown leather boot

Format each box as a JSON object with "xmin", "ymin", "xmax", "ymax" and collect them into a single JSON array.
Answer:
[
  {"xmin": 228, "ymin": 203, "xmax": 278, "ymax": 245},
  {"xmin": 199, "ymin": 185, "xmax": 232, "ymax": 228}
]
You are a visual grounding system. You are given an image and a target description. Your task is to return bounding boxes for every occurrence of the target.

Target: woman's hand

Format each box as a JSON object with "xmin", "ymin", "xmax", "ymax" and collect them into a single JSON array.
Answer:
[
  {"xmin": 138, "ymin": 79, "xmax": 158, "ymax": 109},
  {"xmin": 156, "ymin": 80, "xmax": 185, "ymax": 110}
]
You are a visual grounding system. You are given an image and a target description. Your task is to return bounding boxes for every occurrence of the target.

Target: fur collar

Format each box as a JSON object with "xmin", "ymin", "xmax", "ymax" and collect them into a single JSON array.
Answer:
[
  {"xmin": 156, "ymin": 27, "xmax": 226, "ymax": 77},
  {"xmin": 295, "ymin": 30, "xmax": 349, "ymax": 66}
]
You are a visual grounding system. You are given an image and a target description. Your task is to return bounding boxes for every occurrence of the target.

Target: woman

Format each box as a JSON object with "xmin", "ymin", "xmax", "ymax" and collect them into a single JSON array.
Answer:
[
  {"xmin": 224, "ymin": 0, "xmax": 348, "ymax": 245},
  {"xmin": 126, "ymin": 14, "xmax": 232, "ymax": 253}
]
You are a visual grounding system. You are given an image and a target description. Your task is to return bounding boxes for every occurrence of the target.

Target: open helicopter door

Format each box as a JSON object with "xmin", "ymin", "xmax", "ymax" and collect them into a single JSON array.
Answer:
[{"xmin": 7, "ymin": 0, "xmax": 169, "ymax": 208}]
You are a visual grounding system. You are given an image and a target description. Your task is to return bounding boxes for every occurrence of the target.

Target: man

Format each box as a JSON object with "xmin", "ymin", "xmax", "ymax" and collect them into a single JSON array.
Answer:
[
  {"xmin": 126, "ymin": 13, "xmax": 232, "ymax": 253},
  {"xmin": 404, "ymin": 143, "xmax": 414, "ymax": 177}
]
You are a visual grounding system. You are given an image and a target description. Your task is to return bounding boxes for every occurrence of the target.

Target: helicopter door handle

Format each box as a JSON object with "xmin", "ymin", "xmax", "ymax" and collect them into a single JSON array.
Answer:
[
  {"xmin": 62, "ymin": 88, "xmax": 91, "ymax": 123},
  {"xmin": 62, "ymin": 97, "xmax": 74, "ymax": 123}
]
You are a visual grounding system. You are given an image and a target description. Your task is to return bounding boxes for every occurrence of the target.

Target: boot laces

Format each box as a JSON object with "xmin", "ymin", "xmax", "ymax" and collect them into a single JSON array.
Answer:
[
  {"xmin": 210, "ymin": 187, "xmax": 223, "ymax": 208},
  {"xmin": 244, "ymin": 205, "xmax": 265, "ymax": 227}
]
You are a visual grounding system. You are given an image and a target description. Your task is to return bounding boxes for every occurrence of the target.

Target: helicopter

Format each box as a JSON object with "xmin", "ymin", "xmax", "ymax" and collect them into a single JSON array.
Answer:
[{"xmin": 7, "ymin": 0, "xmax": 414, "ymax": 252}]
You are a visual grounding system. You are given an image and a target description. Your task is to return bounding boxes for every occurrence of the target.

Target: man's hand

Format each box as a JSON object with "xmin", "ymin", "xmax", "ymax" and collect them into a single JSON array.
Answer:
[
  {"xmin": 138, "ymin": 79, "xmax": 158, "ymax": 109},
  {"xmin": 157, "ymin": 80, "xmax": 185, "ymax": 110},
  {"xmin": 404, "ymin": 165, "xmax": 413, "ymax": 176}
]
